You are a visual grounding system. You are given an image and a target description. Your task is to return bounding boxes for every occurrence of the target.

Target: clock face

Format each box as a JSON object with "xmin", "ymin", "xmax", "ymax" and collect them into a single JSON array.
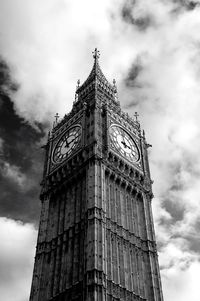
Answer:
[
  {"xmin": 52, "ymin": 125, "xmax": 81, "ymax": 164},
  {"xmin": 109, "ymin": 125, "xmax": 139, "ymax": 162}
]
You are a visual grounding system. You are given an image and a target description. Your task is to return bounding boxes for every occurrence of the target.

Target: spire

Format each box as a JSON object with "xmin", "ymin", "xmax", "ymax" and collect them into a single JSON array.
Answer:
[{"xmin": 76, "ymin": 48, "xmax": 115, "ymax": 96}]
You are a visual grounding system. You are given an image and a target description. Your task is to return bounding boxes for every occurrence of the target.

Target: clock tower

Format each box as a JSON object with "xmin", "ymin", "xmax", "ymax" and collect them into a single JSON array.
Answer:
[{"xmin": 30, "ymin": 49, "xmax": 164, "ymax": 301}]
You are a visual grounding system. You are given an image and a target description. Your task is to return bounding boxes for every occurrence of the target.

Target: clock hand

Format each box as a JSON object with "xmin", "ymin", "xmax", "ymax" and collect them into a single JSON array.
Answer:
[
  {"xmin": 121, "ymin": 140, "xmax": 127, "ymax": 148},
  {"xmin": 64, "ymin": 137, "xmax": 69, "ymax": 147},
  {"xmin": 121, "ymin": 140, "xmax": 131, "ymax": 150},
  {"xmin": 68, "ymin": 136, "xmax": 78, "ymax": 145},
  {"xmin": 65, "ymin": 136, "xmax": 78, "ymax": 148}
]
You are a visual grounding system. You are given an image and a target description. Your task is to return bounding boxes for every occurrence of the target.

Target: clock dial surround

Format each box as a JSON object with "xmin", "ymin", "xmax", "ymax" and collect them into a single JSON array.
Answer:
[
  {"xmin": 52, "ymin": 125, "xmax": 81, "ymax": 164},
  {"xmin": 109, "ymin": 125, "xmax": 140, "ymax": 163}
]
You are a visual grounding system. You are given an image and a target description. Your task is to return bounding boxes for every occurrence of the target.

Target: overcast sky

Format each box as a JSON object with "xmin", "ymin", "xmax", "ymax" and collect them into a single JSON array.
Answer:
[{"xmin": 0, "ymin": 0, "xmax": 200, "ymax": 300}]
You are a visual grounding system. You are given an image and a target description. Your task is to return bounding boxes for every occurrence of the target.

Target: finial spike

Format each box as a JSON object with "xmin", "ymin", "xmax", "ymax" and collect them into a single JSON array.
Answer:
[
  {"xmin": 93, "ymin": 48, "xmax": 100, "ymax": 60},
  {"xmin": 54, "ymin": 113, "xmax": 59, "ymax": 124},
  {"xmin": 112, "ymin": 78, "xmax": 119, "ymax": 102},
  {"xmin": 76, "ymin": 79, "xmax": 80, "ymax": 90},
  {"xmin": 134, "ymin": 112, "xmax": 139, "ymax": 122},
  {"xmin": 74, "ymin": 80, "xmax": 80, "ymax": 102},
  {"xmin": 113, "ymin": 79, "xmax": 117, "ymax": 92}
]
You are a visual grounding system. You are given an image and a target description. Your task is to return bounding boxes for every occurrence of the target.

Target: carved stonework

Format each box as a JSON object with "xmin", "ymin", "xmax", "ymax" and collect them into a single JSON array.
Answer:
[{"xmin": 29, "ymin": 50, "xmax": 164, "ymax": 301}]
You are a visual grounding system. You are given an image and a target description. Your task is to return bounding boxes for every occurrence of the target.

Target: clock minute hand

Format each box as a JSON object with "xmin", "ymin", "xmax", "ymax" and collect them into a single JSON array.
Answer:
[
  {"xmin": 69, "ymin": 136, "xmax": 78, "ymax": 145},
  {"xmin": 125, "ymin": 143, "xmax": 131, "ymax": 150}
]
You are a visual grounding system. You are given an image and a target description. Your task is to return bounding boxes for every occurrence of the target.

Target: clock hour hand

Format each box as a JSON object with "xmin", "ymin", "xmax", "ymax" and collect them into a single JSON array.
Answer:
[
  {"xmin": 121, "ymin": 140, "xmax": 126, "ymax": 147},
  {"xmin": 121, "ymin": 140, "xmax": 131, "ymax": 150},
  {"xmin": 64, "ymin": 136, "xmax": 77, "ymax": 148}
]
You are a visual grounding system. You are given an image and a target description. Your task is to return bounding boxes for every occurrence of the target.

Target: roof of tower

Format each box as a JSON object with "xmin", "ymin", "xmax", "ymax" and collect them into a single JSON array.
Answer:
[{"xmin": 76, "ymin": 48, "xmax": 116, "ymax": 95}]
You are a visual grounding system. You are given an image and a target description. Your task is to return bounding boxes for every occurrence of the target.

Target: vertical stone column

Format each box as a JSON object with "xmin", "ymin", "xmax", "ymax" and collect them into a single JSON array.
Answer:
[{"xmin": 30, "ymin": 193, "xmax": 50, "ymax": 301}]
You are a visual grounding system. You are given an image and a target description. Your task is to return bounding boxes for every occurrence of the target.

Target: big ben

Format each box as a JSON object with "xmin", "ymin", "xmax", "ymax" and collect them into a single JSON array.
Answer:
[{"xmin": 30, "ymin": 49, "xmax": 164, "ymax": 301}]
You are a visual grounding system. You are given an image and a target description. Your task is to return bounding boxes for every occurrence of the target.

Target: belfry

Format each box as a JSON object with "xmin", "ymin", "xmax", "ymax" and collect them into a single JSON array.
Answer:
[{"xmin": 30, "ymin": 49, "xmax": 164, "ymax": 301}]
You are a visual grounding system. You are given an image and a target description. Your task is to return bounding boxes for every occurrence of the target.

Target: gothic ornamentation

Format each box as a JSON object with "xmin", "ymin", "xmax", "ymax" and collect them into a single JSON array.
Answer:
[{"xmin": 30, "ymin": 49, "xmax": 163, "ymax": 301}]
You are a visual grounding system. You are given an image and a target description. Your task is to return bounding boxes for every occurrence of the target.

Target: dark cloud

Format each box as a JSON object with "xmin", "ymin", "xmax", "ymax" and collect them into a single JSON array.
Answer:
[
  {"xmin": 121, "ymin": 0, "xmax": 200, "ymax": 29},
  {"xmin": 121, "ymin": 0, "xmax": 155, "ymax": 30},
  {"xmin": 163, "ymin": 198, "xmax": 185, "ymax": 222},
  {"xmin": 0, "ymin": 59, "xmax": 18, "ymax": 93},
  {"xmin": 120, "ymin": 57, "xmax": 146, "ymax": 110},
  {"xmin": 185, "ymin": 225, "xmax": 200, "ymax": 253},
  {"xmin": 172, "ymin": 0, "xmax": 200, "ymax": 10},
  {"xmin": 124, "ymin": 57, "xmax": 143, "ymax": 88},
  {"xmin": 170, "ymin": 0, "xmax": 200, "ymax": 15},
  {"xmin": 0, "ymin": 59, "xmax": 47, "ymax": 224}
]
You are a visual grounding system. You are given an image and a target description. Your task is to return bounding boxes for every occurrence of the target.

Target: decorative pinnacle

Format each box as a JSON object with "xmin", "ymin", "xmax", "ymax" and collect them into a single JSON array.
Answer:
[
  {"xmin": 134, "ymin": 112, "xmax": 139, "ymax": 122},
  {"xmin": 113, "ymin": 79, "xmax": 118, "ymax": 101},
  {"xmin": 113, "ymin": 79, "xmax": 117, "ymax": 92},
  {"xmin": 76, "ymin": 79, "xmax": 80, "ymax": 90},
  {"xmin": 54, "ymin": 113, "xmax": 59, "ymax": 123},
  {"xmin": 93, "ymin": 48, "xmax": 100, "ymax": 60}
]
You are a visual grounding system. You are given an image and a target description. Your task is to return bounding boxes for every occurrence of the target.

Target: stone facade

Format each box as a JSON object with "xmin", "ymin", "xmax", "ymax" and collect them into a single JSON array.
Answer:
[{"xmin": 29, "ymin": 49, "xmax": 164, "ymax": 301}]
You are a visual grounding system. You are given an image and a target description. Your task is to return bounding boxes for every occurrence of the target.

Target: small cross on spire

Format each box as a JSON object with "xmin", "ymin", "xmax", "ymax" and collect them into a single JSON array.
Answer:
[
  {"xmin": 76, "ymin": 79, "xmax": 80, "ymax": 90},
  {"xmin": 93, "ymin": 48, "xmax": 100, "ymax": 60},
  {"xmin": 54, "ymin": 113, "xmax": 59, "ymax": 123},
  {"xmin": 134, "ymin": 112, "xmax": 139, "ymax": 122}
]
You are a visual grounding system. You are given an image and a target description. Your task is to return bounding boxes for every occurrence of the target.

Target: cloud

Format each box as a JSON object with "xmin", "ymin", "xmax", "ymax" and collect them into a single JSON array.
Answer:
[
  {"xmin": 0, "ymin": 64, "xmax": 46, "ymax": 223},
  {"xmin": 0, "ymin": 217, "xmax": 37, "ymax": 301},
  {"xmin": 160, "ymin": 241, "xmax": 200, "ymax": 301},
  {"xmin": 163, "ymin": 260, "xmax": 200, "ymax": 301},
  {"xmin": 121, "ymin": 0, "xmax": 156, "ymax": 30},
  {"xmin": 124, "ymin": 56, "xmax": 143, "ymax": 88},
  {"xmin": 1, "ymin": 162, "xmax": 27, "ymax": 187},
  {"xmin": 0, "ymin": 0, "xmax": 122, "ymax": 123},
  {"xmin": 172, "ymin": 0, "xmax": 200, "ymax": 11}
]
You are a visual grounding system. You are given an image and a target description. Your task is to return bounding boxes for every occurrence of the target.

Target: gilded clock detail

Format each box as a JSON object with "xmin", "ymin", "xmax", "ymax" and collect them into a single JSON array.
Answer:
[
  {"xmin": 109, "ymin": 125, "xmax": 139, "ymax": 163},
  {"xmin": 52, "ymin": 125, "xmax": 81, "ymax": 164}
]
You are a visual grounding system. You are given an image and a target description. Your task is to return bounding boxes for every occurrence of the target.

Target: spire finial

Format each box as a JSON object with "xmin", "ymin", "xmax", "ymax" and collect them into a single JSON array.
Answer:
[
  {"xmin": 93, "ymin": 48, "xmax": 100, "ymax": 60},
  {"xmin": 113, "ymin": 79, "xmax": 117, "ymax": 92},
  {"xmin": 113, "ymin": 78, "xmax": 119, "ymax": 102},
  {"xmin": 52, "ymin": 113, "xmax": 59, "ymax": 129},
  {"xmin": 54, "ymin": 113, "xmax": 59, "ymax": 124},
  {"xmin": 134, "ymin": 112, "xmax": 139, "ymax": 122},
  {"xmin": 76, "ymin": 79, "xmax": 80, "ymax": 90},
  {"xmin": 74, "ymin": 80, "xmax": 80, "ymax": 102}
]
